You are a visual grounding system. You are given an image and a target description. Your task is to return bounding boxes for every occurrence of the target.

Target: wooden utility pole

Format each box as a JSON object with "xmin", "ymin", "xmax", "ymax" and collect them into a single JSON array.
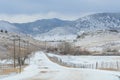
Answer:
[
  {"xmin": 27, "ymin": 41, "xmax": 29, "ymax": 54},
  {"xmin": 13, "ymin": 39, "xmax": 16, "ymax": 68},
  {"xmin": 45, "ymin": 40, "xmax": 47, "ymax": 50},
  {"xmin": 18, "ymin": 36, "xmax": 21, "ymax": 73},
  {"xmin": 11, "ymin": 35, "xmax": 17, "ymax": 68},
  {"xmin": 27, "ymin": 41, "xmax": 30, "ymax": 64},
  {"xmin": 116, "ymin": 61, "xmax": 119, "ymax": 70},
  {"xmin": 23, "ymin": 40, "xmax": 25, "ymax": 55}
]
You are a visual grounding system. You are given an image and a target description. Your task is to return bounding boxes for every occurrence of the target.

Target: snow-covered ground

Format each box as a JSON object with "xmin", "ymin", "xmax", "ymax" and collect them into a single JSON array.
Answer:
[
  {"xmin": 48, "ymin": 53, "xmax": 120, "ymax": 64},
  {"xmin": 75, "ymin": 31, "xmax": 120, "ymax": 52},
  {"xmin": 48, "ymin": 53, "xmax": 120, "ymax": 69},
  {"xmin": 35, "ymin": 35, "xmax": 76, "ymax": 41},
  {"xmin": 1, "ymin": 51, "xmax": 120, "ymax": 80},
  {"xmin": 0, "ymin": 60, "xmax": 13, "ymax": 64}
]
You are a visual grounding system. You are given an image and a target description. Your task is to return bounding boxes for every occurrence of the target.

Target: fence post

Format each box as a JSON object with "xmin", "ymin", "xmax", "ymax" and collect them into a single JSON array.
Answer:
[
  {"xmin": 96, "ymin": 62, "xmax": 98, "ymax": 69},
  {"xmin": 116, "ymin": 61, "xmax": 119, "ymax": 70}
]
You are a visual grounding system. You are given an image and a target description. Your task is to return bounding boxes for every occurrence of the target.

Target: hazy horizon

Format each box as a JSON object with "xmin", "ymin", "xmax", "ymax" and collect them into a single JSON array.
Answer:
[{"xmin": 0, "ymin": 0, "xmax": 120, "ymax": 23}]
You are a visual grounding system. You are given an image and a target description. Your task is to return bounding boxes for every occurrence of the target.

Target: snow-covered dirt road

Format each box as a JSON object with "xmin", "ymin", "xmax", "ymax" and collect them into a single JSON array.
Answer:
[{"xmin": 1, "ymin": 52, "xmax": 120, "ymax": 80}]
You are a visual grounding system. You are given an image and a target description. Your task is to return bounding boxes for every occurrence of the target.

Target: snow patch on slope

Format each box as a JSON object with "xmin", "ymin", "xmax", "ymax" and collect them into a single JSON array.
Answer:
[{"xmin": 0, "ymin": 21, "xmax": 19, "ymax": 32}]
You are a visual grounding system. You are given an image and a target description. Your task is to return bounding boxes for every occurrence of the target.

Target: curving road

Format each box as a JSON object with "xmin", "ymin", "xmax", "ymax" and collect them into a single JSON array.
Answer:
[{"xmin": 2, "ymin": 52, "xmax": 120, "ymax": 80}]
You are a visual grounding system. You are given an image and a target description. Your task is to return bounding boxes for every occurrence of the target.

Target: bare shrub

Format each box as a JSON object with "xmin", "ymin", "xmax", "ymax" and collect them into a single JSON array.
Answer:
[
  {"xmin": 7, "ymin": 43, "xmax": 38, "ymax": 66},
  {"xmin": 73, "ymin": 48, "xmax": 91, "ymax": 55},
  {"xmin": 46, "ymin": 46, "xmax": 55, "ymax": 53},
  {"xmin": 57, "ymin": 42, "xmax": 73, "ymax": 55},
  {"xmin": 57, "ymin": 42, "xmax": 91, "ymax": 55},
  {"xmin": 102, "ymin": 47, "xmax": 120, "ymax": 55}
]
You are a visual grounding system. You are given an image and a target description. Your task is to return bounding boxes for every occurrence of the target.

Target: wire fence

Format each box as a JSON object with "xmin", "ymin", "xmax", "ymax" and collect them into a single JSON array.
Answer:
[{"xmin": 46, "ymin": 54, "xmax": 120, "ymax": 71}]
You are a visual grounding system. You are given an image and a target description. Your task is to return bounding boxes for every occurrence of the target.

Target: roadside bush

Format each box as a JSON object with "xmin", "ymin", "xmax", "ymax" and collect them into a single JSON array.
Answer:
[
  {"xmin": 102, "ymin": 47, "xmax": 120, "ymax": 55},
  {"xmin": 57, "ymin": 42, "xmax": 73, "ymax": 55},
  {"xmin": 57, "ymin": 42, "xmax": 91, "ymax": 55}
]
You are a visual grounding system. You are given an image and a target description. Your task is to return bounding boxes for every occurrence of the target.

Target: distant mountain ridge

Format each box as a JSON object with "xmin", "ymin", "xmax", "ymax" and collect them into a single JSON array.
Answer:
[
  {"xmin": 75, "ymin": 13, "xmax": 120, "ymax": 32},
  {"xmin": 0, "ymin": 20, "xmax": 19, "ymax": 32},
  {"xmin": 13, "ymin": 18, "xmax": 74, "ymax": 35},
  {"xmin": 0, "ymin": 13, "xmax": 120, "ymax": 37}
]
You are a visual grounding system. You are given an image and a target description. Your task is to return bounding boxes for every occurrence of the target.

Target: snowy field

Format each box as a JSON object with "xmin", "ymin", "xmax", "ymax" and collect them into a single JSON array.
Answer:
[
  {"xmin": 35, "ymin": 35, "xmax": 76, "ymax": 41},
  {"xmin": 0, "ymin": 51, "xmax": 120, "ymax": 80},
  {"xmin": 47, "ymin": 53, "xmax": 120, "ymax": 69}
]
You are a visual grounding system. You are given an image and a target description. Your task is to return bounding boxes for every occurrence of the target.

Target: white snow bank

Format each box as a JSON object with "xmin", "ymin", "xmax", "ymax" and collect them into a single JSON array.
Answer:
[
  {"xmin": 48, "ymin": 53, "xmax": 120, "ymax": 64},
  {"xmin": 0, "ymin": 60, "xmax": 13, "ymax": 64},
  {"xmin": 0, "ymin": 52, "xmax": 41, "ymax": 80}
]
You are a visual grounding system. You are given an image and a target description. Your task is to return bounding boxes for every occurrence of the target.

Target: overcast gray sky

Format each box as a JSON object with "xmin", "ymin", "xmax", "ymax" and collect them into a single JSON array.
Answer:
[{"xmin": 0, "ymin": 0, "xmax": 120, "ymax": 23}]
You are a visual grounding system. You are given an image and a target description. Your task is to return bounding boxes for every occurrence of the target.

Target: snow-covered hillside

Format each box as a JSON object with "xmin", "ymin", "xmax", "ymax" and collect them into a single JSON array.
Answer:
[
  {"xmin": 35, "ymin": 34, "xmax": 77, "ymax": 41},
  {"xmin": 13, "ymin": 18, "xmax": 74, "ymax": 35},
  {"xmin": 0, "ymin": 31, "xmax": 40, "ymax": 59},
  {"xmin": 34, "ymin": 13, "xmax": 120, "ymax": 39},
  {"xmin": 0, "ymin": 13, "xmax": 120, "ymax": 41},
  {"xmin": 75, "ymin": 30, "xmax": 120, "ymax": 53},
  {"xmin": 0, "ymin": 21, "xmax": 19, "ymax": 32},
  {"xmin": 75, "ymin": 13, "xmax": 120, "ymax": 32},
  {"xmin": 19, "ymin": 13, "xmax": 120, "ymax": 40}
]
